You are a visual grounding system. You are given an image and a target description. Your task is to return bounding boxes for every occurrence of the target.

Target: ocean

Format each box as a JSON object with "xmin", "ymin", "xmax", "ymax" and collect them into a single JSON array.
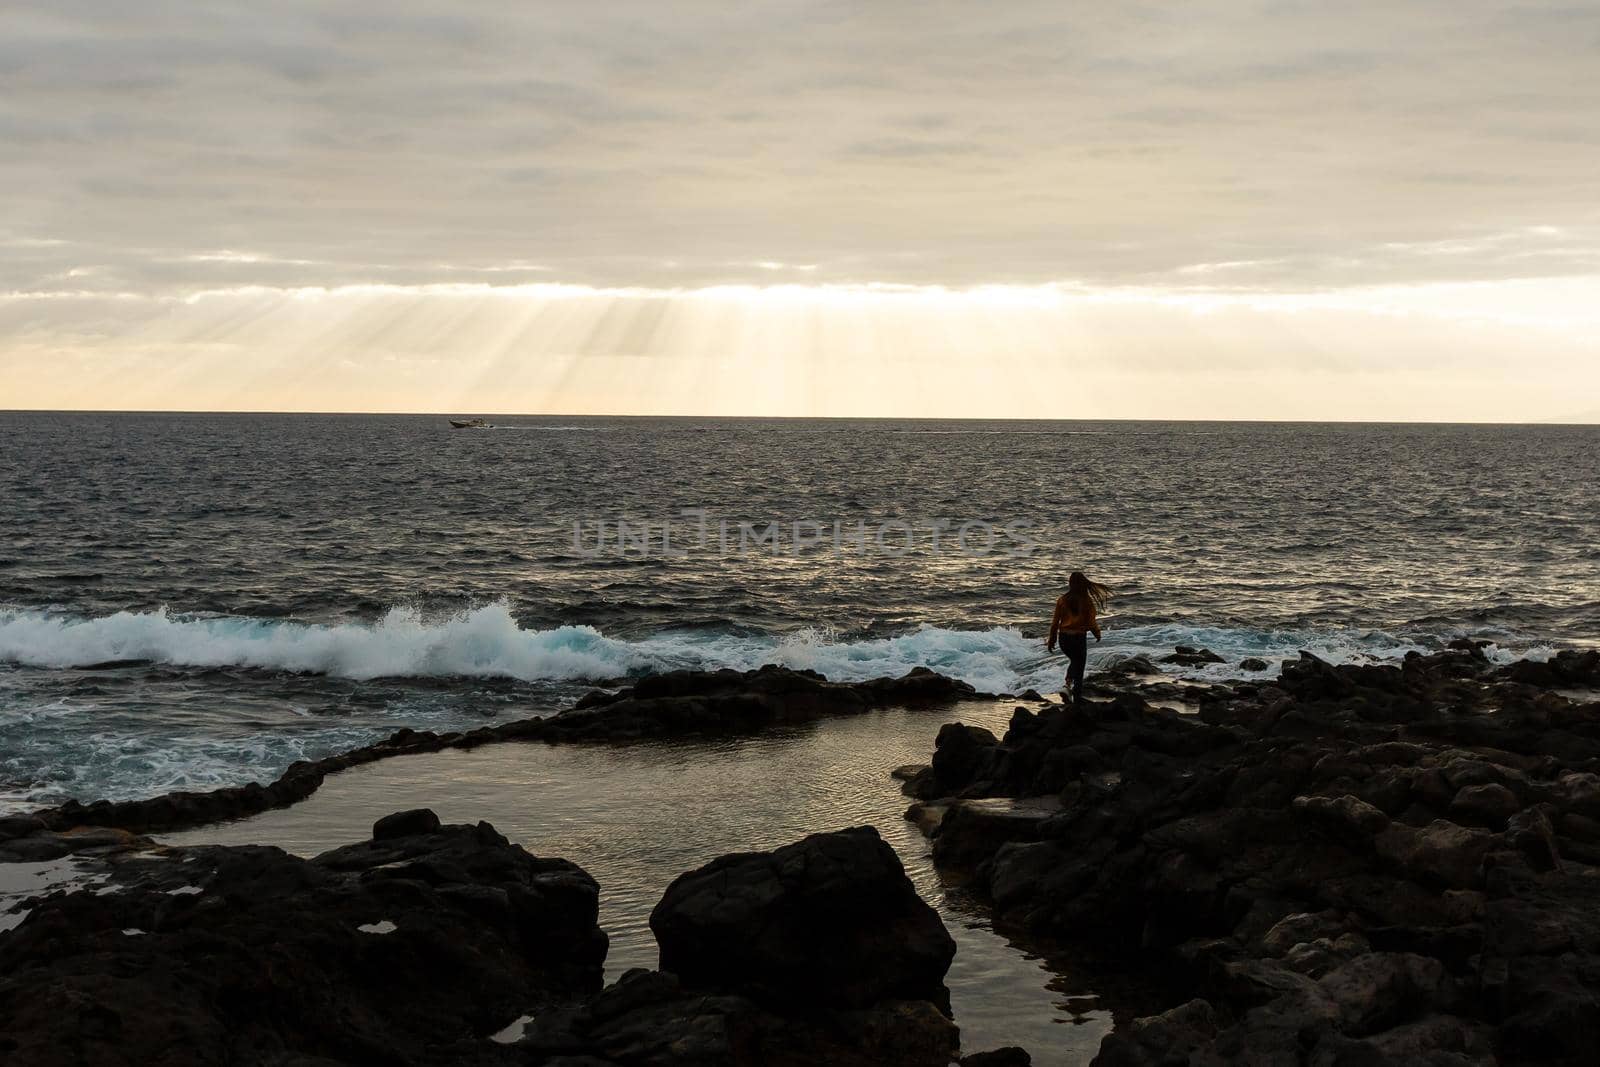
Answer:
[{"xmin": 2, "ymin": 411, "xmax": 1597, "ymax": 812}]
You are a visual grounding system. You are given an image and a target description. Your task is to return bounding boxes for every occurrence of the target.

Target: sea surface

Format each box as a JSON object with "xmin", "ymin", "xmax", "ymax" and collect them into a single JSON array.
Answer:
[{"xmin": 2, "ymin": 411, "xmax": 1597, "ymax": 812}]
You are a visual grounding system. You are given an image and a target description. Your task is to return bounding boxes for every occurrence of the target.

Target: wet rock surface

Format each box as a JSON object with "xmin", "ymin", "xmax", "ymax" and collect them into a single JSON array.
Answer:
[
  {"xmin": 0, "ymin": 812, "xmax": 607, "ymax": 1066},
  {"xmin": 651, "ymin": 825, "xmax": 957, "ymax": 1012},
  {"xmin": 519, "ymin": 963, "xmax": 959, "ymax": 1067},
  {"xmin": 522, "ymin": 825, "xmax": 963, "ymax": 1067},
  {"xmin": 0, "ymin": 819, "xmax": 970, "ymax": 1067},
  {"xmin": 1160, "ymin": 646, "xmax": 1226, "ymax": 667},
  {"xmin": 908, "ymin": 647, "xmax": 1600, "ymax": 1064}
]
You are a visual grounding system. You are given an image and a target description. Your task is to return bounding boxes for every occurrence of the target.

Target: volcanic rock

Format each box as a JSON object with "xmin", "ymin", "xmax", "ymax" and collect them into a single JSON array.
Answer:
[
  {"xmin": 650, "ymin": 826, "xmax": 956, "ymax": 1012},
  {"xmin": 0, "ymin": 812, "xmax": 606, "ymax": 1066}
]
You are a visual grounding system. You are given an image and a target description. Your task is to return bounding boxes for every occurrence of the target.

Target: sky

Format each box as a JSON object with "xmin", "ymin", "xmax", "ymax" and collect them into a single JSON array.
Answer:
[{"xmin": 3, "ymin": 1, "xmax": 1599, "ymax": 420}]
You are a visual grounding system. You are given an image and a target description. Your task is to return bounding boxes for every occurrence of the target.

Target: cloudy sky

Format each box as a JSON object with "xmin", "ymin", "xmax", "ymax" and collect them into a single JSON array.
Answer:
[{"xmin": 4, "ymin": 1, "xmax": 1598, "ymax": 419}]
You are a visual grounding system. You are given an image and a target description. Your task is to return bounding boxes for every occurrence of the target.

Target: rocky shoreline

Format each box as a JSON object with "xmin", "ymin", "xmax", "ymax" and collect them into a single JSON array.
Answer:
[
  {"xmin": 4, "ymin": 644, "xmax": 1598, "ymax": 1064},
  {"xmin": 0, "ymin": 664, "xmax": 978, "ymax": 852},
  {"xmin": 0, "ymin": 809, "xmax": 1024, "ymax": 1066},
  {"xmin": 906, "ymin": 645, "xmax": 1600, "ymax": 1064},
  {"xmin": 0, "ymin": 664, "xmax": 1009, "ymax": 1066}
]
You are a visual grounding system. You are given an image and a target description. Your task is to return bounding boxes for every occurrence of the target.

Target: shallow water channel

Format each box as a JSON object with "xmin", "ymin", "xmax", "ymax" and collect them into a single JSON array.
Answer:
[{"xmin": 165, "ymin": 700, "xmax": 1134, "ymax": 1064}]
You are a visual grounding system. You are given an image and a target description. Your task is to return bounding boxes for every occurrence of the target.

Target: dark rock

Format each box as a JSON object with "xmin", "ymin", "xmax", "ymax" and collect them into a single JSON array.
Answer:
[
  {"xmin": 1239, "ymin": 657, "xmax": 1270, "ymax": 672},
  {"xmin": 0, "ymin": 814, "xmax": 46, "ymax": 840},
  {"xmin": 1104, "ymin": 654, "xmax": 1161, "ymax": 679},
  {"xmin": 19, "ymin": 665, "xmax": 983, "ymax": 839},
  {"xmin": 1315, "ymin": 951, "xmax": 1449, "ymax": 1033},
  {"xmin": 1257, "ymin": 911, "xmax": 1354, "ymax": 957},
  {"xmin": 1293, "ymin": 794, "xmax": 1390, "ymax": 845},
  {"xmin": 373, "ymin": 806, "xmax": 442, "ymax": 840},
  {"xmin": 859, "ymin": 665, "xmax": 981, "ymax": 705},
  {"xmin": 560, "ymin": 969, "xmax": 959, "ymax": 1067},
  {"xmin": 0, "ymin": 824, "xmax": 153, "ymax": 862},
  {"xmin": 961, "ymin": 1047, "xmax": 1032, "ymax": 1067},
  {"xmin": 1307, "ymin": 1013, "xmax": 1495, "ymax": 1065},
  {"xmin": 1374, "ymin": 820, "xmax": 1495, "ymax": 889},
  {"xmin": 650, "ymin": 826, "xmax": 956, "ymax": 1012},
  {"xmin": 931, "ymin": 796, "xmax": 1062, "ymax": 868},
  {"xmin": 897, "ymin": 646, "xmax": 1600, "ymax": 1064},
  {"xmin": 0, "ymin": 816, "xmax": 606, "ymax": 1066},
  {"xmin": 924, "ymin": 722, "xmax": 1003, "ymax": 797},
  {"xmin": 1495, "ymin": 955, "xmax": 1600, "ymax": 1060},
  {"xmin": 1161, "ymin": 645, "xmax": 1225, "ymax": 666},
  {"xmin": 904, "ymin": 800, "xmax": 948, "ymax": 835},
  {"xmin": 1281, "ymin": 933, "xmax": 1370, "ymax": 977},
  {"xmin": 1448, "ymin": 783, "xmax": 1520, "ymax": 830},
  {"xmin": 1505, "ymin": 806, "xmax": 1562, "ymax": 871},
  {"xmin": 988, "ymin": 839, "xmax": 1074, "ymax": 910},
  {"xmin": 1092, "ymin": 998, "xmax": 1216, "ymax": 1066},
  {"xmin": 1448, "ymin": 636, "xmax": 1492, "ymax": 656}
]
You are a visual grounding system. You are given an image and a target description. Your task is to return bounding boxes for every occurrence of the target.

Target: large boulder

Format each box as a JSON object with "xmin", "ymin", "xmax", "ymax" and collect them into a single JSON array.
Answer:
[
  {"xmin": 1092, "ymin": 998, "xmax": 1217, "ymax": 1066},
  {"xmin": 1374, "ymin": 820, "xmax": 1496, "ymax": 889},
  {"xmin": 924, "ymin": 722, "xmax": 1004, "ymax": 797},
  {"xmin": 650, "ymin": 826, "xmax": 956, "ymax": 1011},
  {"xmin": 0, "ymin": 812, "xmax": 606, "ymax": 1066}
]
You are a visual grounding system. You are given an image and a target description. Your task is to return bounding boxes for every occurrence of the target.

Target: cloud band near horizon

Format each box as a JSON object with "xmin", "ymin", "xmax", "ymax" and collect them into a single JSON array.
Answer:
[{"xmin": 3, "ymin": 2, "xmax": 1599, "ymax": 419}]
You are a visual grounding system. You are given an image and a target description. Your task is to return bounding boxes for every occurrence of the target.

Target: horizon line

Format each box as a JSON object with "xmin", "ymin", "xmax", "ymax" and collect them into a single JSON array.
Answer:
[{"xmin": 2, "ymin": 407, "xmax": 1596, "ymax": 427}]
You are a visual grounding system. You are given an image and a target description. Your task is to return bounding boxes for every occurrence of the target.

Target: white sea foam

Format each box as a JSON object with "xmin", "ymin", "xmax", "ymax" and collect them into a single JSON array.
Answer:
[
  {"xmin": 0, "ymin": 603, "xmax": 642, "ymax": 681},
  {"xmin": 0, "ymin": 602, "xmax": 1551, "ymax": 694}
]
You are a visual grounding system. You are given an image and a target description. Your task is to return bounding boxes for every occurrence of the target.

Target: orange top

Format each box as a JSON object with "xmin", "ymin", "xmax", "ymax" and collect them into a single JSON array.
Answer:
[{"xmin": 1049, "ymin": 596, "xmax": 1101, "ymax": 642}]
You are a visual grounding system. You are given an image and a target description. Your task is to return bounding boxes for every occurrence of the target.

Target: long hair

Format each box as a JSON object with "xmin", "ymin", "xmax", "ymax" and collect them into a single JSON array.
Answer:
[{"xmin": 1065, "ymin": 571, "xmax": 1111, "ymax": 615}]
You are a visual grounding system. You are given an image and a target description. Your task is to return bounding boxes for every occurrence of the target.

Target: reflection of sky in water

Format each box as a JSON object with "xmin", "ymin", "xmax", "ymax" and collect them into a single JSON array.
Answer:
[{"xmin": 167, "ymin": 702, "xmax": 1140, "ymax": 1065}]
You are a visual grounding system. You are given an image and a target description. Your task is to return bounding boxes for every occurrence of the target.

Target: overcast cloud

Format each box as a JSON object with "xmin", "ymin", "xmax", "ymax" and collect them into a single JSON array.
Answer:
[
  {"xmin": 4, "ymin": 0, "xmax": 1599, "ymax": 294},
  {"xmin": 3, "ymin": 2, "xmax": 1599, "ymax": 419}
]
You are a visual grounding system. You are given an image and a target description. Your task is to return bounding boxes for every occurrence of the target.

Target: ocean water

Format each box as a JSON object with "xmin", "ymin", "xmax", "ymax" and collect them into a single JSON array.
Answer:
[{"xmin": 1, "ymin": 412, "xmax": 1597, "ymax": 811}]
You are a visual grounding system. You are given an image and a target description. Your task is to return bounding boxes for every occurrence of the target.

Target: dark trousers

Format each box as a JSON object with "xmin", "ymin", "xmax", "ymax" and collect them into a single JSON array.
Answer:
[{"xmin": 1060, "ymin": 632, "xmax": 1088, "ymax": 699}]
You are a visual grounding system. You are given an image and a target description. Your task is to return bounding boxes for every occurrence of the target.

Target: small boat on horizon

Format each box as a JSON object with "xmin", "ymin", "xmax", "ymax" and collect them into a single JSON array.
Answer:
[{"xmin": 449, "ymin": 418, "xmax": 490, "ymax": 429}]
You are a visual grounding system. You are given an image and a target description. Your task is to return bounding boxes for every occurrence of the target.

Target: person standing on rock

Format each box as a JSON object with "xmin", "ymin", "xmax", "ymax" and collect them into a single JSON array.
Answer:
[{"xmin": 1047, "ymin": 572, "xmax": 1110, "ymax": 704}]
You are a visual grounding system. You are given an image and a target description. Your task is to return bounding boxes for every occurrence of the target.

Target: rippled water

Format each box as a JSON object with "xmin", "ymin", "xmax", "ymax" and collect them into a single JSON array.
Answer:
[
  {"xmin": 163, "ymin": 702, "xmax": 1136, "ymax": 1066},
  {"xmin": 2, "ymin": 412, "xmax": 1597, "ymax": 808}
]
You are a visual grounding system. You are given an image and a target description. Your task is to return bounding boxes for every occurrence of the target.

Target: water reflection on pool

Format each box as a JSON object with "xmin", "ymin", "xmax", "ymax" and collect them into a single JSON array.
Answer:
[{"xmin": 166, "ymin": 701, "xmax": 1124, "ymax": 1065}]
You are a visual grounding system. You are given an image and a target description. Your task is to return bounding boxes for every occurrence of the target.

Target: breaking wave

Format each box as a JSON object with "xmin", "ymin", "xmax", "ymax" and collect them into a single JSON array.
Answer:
[{"xmin": 0, "ymin": 602, "xmax": 1555, "ymax": 695}]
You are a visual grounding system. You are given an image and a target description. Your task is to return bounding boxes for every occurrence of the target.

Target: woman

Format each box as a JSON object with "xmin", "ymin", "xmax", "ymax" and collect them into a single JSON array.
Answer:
[{"xmin": 1046, "ymin": 572, "xmax": 1111, "ymax": 704}]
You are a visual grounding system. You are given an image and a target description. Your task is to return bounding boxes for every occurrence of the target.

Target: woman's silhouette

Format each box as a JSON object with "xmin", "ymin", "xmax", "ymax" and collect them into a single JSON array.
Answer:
[{"xmin": 1047, "ymin": 572, "xmax": 1110, "ymax": 704}]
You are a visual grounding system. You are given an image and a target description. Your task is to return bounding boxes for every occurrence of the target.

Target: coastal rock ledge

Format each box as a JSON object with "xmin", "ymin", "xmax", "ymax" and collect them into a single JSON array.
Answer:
[
  {"xmin": 909, "ymin": 647, "xmax": 1600, "ymax": 1064},
  {"xmin": 0, "ymin": 817, "xmax": 994, "ymax": 1067},
  {"xmin": 1, "ymin": 665, "xmax": 981, "ymax": 847},
  {"xmin": 0, "ymin": 813, "xmax": 607, "ymax": 1065},
  {"xmin": 651, "ymin": 825, "xmax": 958, "ymax": 1011}
]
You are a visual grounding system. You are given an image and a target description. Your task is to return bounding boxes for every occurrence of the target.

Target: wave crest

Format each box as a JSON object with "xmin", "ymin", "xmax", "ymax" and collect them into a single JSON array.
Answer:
[
  {"xmin": 0, "ymin": 603, "xmax": 637, "ymax": 682},
  {"xmin": 0, "ymin": 602, "xmax": 1555, "ymax": 693}
]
